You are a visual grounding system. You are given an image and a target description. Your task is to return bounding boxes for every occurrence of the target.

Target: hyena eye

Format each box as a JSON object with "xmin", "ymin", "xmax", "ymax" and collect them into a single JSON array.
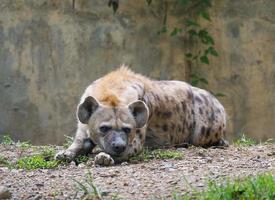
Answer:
[
  {"xmin": 122, "ymin": 127, "xmax": 131, "ymax": 134},
  {"xmin": 99, "ymin": 126, "xmax": 111, "ymax": 133}
]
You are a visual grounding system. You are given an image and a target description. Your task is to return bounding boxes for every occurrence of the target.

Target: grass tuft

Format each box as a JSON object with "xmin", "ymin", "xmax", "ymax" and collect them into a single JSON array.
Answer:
[
  {"xmin": 234, "ymin": 134, "xmax": 256, "ymax": 147},
  {"xmin": 74, "ymin": 170, "xmax": 102, "ymax": 200},
  {"xmin": 17, "ymin": 155, "xmax": 60, "ymax": 170},
  {"xmin": 175, "ymin": 173, "xmax": 274, "ymax": 200},
  {"xmin": 0, "ymin": 155, "xmax": 12, "ymax": 168},
  {"xmin": 2, "ymin": 135, "xmax": 14, "ymax": 145}
]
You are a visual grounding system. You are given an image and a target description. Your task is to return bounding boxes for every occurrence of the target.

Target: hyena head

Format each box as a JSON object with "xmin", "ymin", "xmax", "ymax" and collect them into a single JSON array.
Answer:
[{"xmin": 77, "ymin": 96, "xmax": 149, "ymax": 158}]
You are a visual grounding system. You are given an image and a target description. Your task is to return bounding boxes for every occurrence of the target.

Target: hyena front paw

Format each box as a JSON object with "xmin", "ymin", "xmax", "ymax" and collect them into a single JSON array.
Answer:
[
  {"xmin": 54, "ymin": 150, "xmax": 76, "ymax": 162},
  {"xmin": 94, "ymin": 152, "xmax": 114, "ymax": 166}
]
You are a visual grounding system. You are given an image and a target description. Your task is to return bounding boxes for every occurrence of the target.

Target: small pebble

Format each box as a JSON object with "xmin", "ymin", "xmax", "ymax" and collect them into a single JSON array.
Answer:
[
  {"xmin": 0, "ymin": 186, "xmax": 12, "ymax": 199},
  {"xmin": 78, "ymin": 163, "xmax": 86, "ymax": 168}
]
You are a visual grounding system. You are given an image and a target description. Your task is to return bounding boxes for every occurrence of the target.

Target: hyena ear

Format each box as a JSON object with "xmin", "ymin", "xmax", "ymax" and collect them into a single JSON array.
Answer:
[
  {"xmin": 77, "ymin": 96, "xmax": 99, "ymax": 124},
  {"xmin": 128, "ymin": 100, "xmax": 149, "ymax": 128}
]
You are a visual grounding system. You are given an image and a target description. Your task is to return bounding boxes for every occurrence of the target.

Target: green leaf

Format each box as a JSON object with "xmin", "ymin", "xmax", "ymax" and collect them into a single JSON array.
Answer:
[
  {"xmin": 191, "ymin": 79, "xmax": 199, "ymax": 86},
  {"xmin": 210, "ymin": 47, "xmax": 219, "ymax": 56},
  {"xmin": 185, "ymin": 53, "xmax": 193, "ymax": 58},
  {"xmin": 108, "ymin": 0, "xmax": 119, "ymax": 14},
  {"xmin": 199, "ymin": 78, "xmax": 209, "ymax": 85},
  {"xmin": 200, "ymin": 11, "xmax": 211, "ymax": 21},
  {"xmin": 201, "ymin": 0, "xmax": 212, "ymax": 7},
  {"xmin": 200, "ymin": 55, "xmax": 209, "ymax": 64},
  {"xmin": 146, "ymin": 0, "xmax": 152, "ymax": 6},
  {"xmin": 186, "ymin": 19, "xmax": 200, "ymax": 27},
  {"xmin": 170, "ymin": 27, "xmax": 182, "ymax": 36},
  {"xmin": 157, "ymin": 26, "xmax": 167, "ymax": 35},
  {"xmin": 179, "ymin": 0, "xmax": 190, "ymax": 6},
  {"xmin": 188, "ymin": 29, "xmax": 197, "ymax": 37},
  {"xmin": 214, "ymin": 92, "xmax": 226, "ymax": 97}
]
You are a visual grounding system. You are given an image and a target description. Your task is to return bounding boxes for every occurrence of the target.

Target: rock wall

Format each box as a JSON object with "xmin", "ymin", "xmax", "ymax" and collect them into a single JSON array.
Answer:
[
  {"xmin": 194, "ymin": 0, "xmax": 275, "ymax": 141},
  {"xmin": 0, "ymin": 0, "xmax": 187, "ymax": 144},
  {"xmin": 0, "ymin": 0, "xmax": 274, "ymax": 144}
]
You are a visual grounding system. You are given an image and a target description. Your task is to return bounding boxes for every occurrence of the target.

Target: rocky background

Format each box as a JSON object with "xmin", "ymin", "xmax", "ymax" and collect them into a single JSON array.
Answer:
[{"xmin": 0, "ymin": 0, "xmax": 274, "ymax": 144}]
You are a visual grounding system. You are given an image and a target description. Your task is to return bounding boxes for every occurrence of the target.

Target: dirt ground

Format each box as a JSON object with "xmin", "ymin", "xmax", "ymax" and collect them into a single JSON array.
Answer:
[{"xmin": 0, "ymin": 144, "xmax": 274, "ymax": 200}]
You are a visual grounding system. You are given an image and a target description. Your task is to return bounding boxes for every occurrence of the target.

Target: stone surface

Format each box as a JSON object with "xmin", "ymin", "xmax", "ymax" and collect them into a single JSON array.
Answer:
[
  {"xmin": 0, "ymin": 0, "xmax": 187, "ymax": 144},
  {"xmin": 191, "ymin": 0, "xmax": 275, "ymax": 141},
  {"xmin": 0, "ymin": 186, "xmax": 12, "ymax": 199},
  {"xmin": 0, "ymin": 0, "xmax": 274, "ymax": 144}
]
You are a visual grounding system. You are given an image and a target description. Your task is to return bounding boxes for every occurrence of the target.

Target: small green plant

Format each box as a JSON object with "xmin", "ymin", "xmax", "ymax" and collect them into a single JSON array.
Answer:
[
  {"xmin": 130, "ymin": 148, "xmax": 183, "ymax": 162},
  {"xmin": 177, "ymin": 173, "xmax": 275, "ymax": 200},
  {"xmin": 234, "ymin": 134, "xmax": 257, "ymax": 147},
  {"xmin": 17, "ymin": 140, "xmax": 32, "ymax": 158},
  {"xmin": 74, "ymin": 170, "xmax": 102, "ymax": 200},
  {"xmin": 74, "ymin": 155, "xmax": 90, "ymax": 165},
  {"xmin": 63, "ymin": 135, "xmax": 74, "ymax": 149},
  {"xmin": 0, "ymin": 155, "xmax": 12, "ymax": 168},
  {"xmin": 17, "ymin": 154, "xmax": 60, "ymax": 170},
  {"xmin": 40, "ymin": 146, "xmax": 57, "ymax": 161},
  {"xmin": 2, "ymin": 135, "xmax": 14, "ymax": 145}
]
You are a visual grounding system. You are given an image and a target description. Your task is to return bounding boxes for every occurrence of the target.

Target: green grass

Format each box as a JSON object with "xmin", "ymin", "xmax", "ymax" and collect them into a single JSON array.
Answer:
[
  {"xmin": 17, "ymin": 155, "xmax": 60, "ymax": 170},
  {"xmin": 0, "ymin": 155, "xmax": 12, "ymax": 167},
  {"xmin": 2, "ymin": 135, "xmax": 14, "ymax": 145},
  {"xmin": 73, "ymin": 170, "xmax": 103, "ymax": 200},
  {"xmin": 130, "ymin": 148, "xmax": 183, "ymax": 162},
  {"xmin": 234, "ymin": 134, "xmax": 257, "ymax": 147},
  {"xmin": 174, "ymin": 173, "xmax": 274, "ymax": 200}
]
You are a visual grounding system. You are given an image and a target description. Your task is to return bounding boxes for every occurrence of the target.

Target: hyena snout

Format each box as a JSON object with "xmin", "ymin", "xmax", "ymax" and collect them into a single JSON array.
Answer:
[{"xmin": 111, "ymin": 140, "xmax": 126, "ymax": 154}]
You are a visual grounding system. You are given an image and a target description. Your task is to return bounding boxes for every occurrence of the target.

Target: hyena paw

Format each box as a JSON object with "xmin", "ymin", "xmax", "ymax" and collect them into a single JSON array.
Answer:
[
  {"xmin": 54, "ymin": 150, "xmax": 76, "ymax": 162},
  {"xmin": 94, "ymin": 152, "xmax": 114, "ymax": 166}
]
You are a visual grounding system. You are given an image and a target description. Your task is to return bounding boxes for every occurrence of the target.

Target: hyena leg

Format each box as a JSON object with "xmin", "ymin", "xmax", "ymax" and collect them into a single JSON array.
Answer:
[{"xmin": 55, "ymin": 126, "xmax": 95, "ymax": 161}]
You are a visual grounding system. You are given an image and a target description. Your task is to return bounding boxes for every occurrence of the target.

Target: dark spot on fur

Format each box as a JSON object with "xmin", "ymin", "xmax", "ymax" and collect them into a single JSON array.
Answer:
[
  {"xmin": 134, "ymin": 148, "xmax": 138, "ymax": 153},
  {"xmin": 199, "ymin": 107, "xmax": 203, "ymax": 115},
  {"xmin": 155, "ymin": 110, "xmax": 161, "ymax": 116},
  {"xmin": 215, "ymin": 132, "xmax": 219, "ymax": 138},
  {"xmin": 218, "ymin": 126, "xmax": 222, "ymax": 131},
  {"xmin": 206, "ymin": 128, "xmax": 211, "ymax": 137},
  {"xmin": 171, "ymin": 123, "xmax": 175, "ymax": 130},
  {"xmin": 164, "ymin": 96, "xmax": 169, "ymax": 102},
  {"xmin": 187, "ymin": 89, "xmax": 193, "ymax": 99},
  {"xmin": 181, "ymin": 101, "xmax": 187, "ymax": 112},
  {"xmin": 200, "ymin": 94, "xmax": 209, "ymax": 105},
  {"xmin": 210, "ymin": 109, "xmax": 215, "ymax": 122},
  {"xmin": 177, "ymin": 126, "xmax": 182, "ymax": 132},
  {"xmin": 175, "ymin": 104, "xmax": 180, "ymax": 111},
  {"xmin": 154, "ymin": 94, "xmax": 160, "ymax": 101},
  {"xmin": 195, "ymin": 96, "xmax": 203, "ymax": 103},
  {"xmin": 162, "ymin": 124, "xmax": 168, "ymax": 132},
  {"xmin": 191, "ymin": 109, "xmax": 195, "ymax": 115},
  {"xmin": 162, "ymin": 111, "xmax": 173, "ymax": 118},
  {"xmin": 201, "ymin": 127, "xmax": 206, "ymax": 136}
]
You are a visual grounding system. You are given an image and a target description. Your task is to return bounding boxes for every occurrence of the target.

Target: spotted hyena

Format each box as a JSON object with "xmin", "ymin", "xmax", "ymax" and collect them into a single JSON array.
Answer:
[{"xmin": 55, "ymin": 66, "xmax": 228, "ymax": 165}]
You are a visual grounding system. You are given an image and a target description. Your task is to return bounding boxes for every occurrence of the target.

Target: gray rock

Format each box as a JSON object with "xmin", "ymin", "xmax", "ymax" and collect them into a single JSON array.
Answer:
[{"xmin": 0, "ymin": 186, "xmax": 11, "ymax": 199}]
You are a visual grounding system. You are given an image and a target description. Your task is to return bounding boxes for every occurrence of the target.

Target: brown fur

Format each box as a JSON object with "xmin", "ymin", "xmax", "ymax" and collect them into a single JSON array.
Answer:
[{"xmin": 56, "ymin": 65, "xmax": 228, "ymax": 164}]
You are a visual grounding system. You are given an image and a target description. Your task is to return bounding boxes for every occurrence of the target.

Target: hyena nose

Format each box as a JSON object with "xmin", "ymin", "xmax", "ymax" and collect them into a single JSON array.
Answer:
[{"xmin": 112, "ymin": 142, "xmax": 126, "ymax": 154}]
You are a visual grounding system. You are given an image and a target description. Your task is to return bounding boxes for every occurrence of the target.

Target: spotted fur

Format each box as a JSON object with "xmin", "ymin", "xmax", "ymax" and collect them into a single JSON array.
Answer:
[{"xmin": 55, "ymin": 65, "xmax": 228, "ymax": 164}]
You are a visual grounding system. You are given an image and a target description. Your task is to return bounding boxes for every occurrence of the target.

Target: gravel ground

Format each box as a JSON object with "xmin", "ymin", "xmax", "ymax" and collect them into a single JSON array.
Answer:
[{"xmin": 0, "ymin": 144, "xmax": 274, "ymax": 200}]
